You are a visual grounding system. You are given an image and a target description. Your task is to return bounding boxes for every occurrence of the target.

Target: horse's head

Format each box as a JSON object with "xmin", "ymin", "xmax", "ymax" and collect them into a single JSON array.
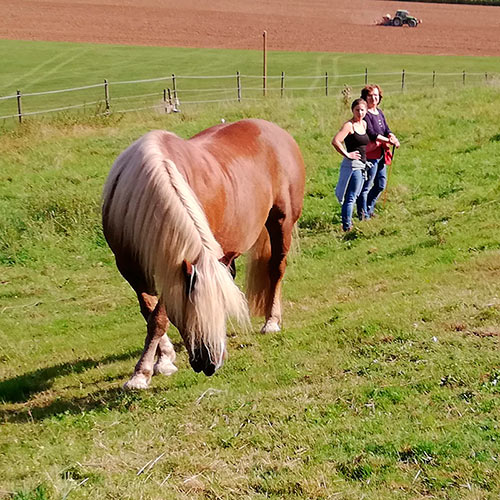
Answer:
[
  {"xmin": 179, "ymin": 259, "xmax": 227, "ymax": 376},
  {"xmin": 187, "ymin": 342, "xmax": 227, "ymax": 376}
]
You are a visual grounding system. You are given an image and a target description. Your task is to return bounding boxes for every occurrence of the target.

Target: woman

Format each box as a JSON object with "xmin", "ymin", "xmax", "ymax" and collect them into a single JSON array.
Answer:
[
  {"xmin": 332, "ymin": 98, "xmax": 370, "ymax": 232},
  {"xmin": 356, "ymin": 84, "xmax": 400, "ymax": 220}
]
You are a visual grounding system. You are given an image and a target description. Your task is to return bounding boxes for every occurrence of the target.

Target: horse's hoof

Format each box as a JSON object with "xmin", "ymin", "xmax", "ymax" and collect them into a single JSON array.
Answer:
[
  {"xmin": 153, "ymin": 360, "xmax": 178, "ymax": 376},
  {"xmin": 123, "ymin": 373, "xmax": 150, "ymax": 390},
  {"xmin": 261, "ymin": 321, "xmax": 281, "ymax": 333}
]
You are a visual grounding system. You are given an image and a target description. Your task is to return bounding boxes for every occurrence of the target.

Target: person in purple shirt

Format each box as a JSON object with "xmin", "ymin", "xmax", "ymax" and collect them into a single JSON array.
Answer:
[{"xmin": 356, "ymin": 84, "xmax": 400, "ymax": 219}]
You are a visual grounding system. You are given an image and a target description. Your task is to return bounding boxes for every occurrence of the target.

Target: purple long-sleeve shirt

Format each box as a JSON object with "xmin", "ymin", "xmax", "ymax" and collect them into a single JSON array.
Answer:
[{"xmin": 364, "ymin": 109, "xmax": 391, "ymax": 141}]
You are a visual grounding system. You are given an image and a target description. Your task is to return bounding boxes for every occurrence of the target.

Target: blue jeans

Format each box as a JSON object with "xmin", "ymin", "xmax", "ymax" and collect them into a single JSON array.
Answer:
[
  {"xmin": 366, "ymin": 157, "xmax": 387, "ymax": 217},
  {"xmin": 356, "ymin": 159, "xmax": 378, "ymax": 220},
  {"xmin": 335, "ymin": 160, "xmax": 364, "ymax": 231}
]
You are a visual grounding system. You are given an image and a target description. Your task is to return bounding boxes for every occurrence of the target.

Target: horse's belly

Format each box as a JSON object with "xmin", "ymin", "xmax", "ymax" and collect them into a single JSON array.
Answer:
[{"xmin": 206, "ymin": 190, "xmax": 271, "ymax": 255}]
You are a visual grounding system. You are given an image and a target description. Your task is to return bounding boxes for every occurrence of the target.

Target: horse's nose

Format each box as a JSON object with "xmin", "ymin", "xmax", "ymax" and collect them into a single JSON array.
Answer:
[{"xmin": 189, "ymin": 344, "xmax": 218, "ymax": 376}]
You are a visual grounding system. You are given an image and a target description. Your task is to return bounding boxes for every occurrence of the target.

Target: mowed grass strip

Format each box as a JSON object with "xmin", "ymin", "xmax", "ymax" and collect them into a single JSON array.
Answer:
[
  {"xmin": 1, "ymin": 39, "xmax": 499, "ymax": 122},
  {"xmin": 0, "ymin": 85, "xmax": 499, "ymax": 499}
]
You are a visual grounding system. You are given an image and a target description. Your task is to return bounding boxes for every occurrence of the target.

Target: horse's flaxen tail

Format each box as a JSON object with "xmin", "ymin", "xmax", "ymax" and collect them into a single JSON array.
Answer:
[
  {"xmin": 102, "ymin": 130, "xmax": 249, "ymax": 368},
  {"xmin": 246, "ymin": 227, "xmax": 273, "ymax": 316}
]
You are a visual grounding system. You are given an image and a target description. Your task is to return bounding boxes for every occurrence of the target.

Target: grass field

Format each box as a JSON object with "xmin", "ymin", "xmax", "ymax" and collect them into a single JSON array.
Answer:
[
  {"xmin": 0, "ymin": 41, "xmax": 500, "ymax": 499},
  {"xmin": 1, "ymin": 39, "xmax": 499, "ymax": 123},
  {"xmin": 2, "ymin": 39, "xmax": 500, "ymax": 92}
]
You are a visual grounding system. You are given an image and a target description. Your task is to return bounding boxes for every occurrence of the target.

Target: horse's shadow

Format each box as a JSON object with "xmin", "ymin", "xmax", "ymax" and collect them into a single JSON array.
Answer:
[
  {"xmin": 0, "ymin": 349, "xmax": 144, "ymax": 405},
  {"xmin": 0, "ymin": 345, "xmax": 190, "ymax": 422},
  {"xmin": 0, "ymin": 384, "xmax": 173, "ymax": 423}
]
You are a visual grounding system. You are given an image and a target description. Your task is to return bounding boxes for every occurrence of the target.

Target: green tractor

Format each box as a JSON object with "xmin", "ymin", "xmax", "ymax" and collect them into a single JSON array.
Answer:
[
  {"xmin": 391, "ymin": 10, "xmax": 421, "ymax": 27},
  {"xmin": 380, "ymin": 10, "xmax": 422, "ymax": 28}
]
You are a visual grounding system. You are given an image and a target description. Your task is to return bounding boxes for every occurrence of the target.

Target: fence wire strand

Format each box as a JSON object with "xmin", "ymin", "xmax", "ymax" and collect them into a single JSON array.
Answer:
[{"xmin": 1, "ymin": 70, "xmax": 497, "ymax": 122}]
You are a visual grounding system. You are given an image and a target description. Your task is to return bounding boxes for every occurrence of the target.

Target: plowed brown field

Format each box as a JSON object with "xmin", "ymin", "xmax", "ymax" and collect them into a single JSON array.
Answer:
[{"xmin": 0, "ymin": 0, "xmax": 499, "ymax": 56}]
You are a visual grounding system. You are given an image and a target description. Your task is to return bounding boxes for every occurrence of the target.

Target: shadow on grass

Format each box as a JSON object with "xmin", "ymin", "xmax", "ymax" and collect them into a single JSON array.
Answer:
[
  {"xmin": 0, "ymin": 384, "xmax": 175, "ymax": 423},
  {"xmin": 0, "ymin": 348, "xmax": 143, "ymax": 404}
]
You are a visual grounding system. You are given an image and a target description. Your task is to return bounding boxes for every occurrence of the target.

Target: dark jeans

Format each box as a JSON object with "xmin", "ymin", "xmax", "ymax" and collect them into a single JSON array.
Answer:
[
  {"xmin": 367, "ymin": 161, "xmax": 387, "ymax": 216},
  {"xmin": 356, "ymin": 158, "xmax": 378, "ymax": 220}
]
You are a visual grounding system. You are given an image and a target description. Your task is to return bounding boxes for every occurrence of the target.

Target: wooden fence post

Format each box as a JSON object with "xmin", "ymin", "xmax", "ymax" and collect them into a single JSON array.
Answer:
[
  {"xmin": 365, "ymin": 67, "xmax": 368, "ymax": 85},
  {"xmin": 237, "ymin": 71, "xmax": 241, "ymax": 102},
  {"xmin": 325, "ymin": 72, "xmax": 328, "ymax": 97},
  {"xmin": 281, "ymin": 72, "xmax": 285, "ymax": 98},
  {"xmin": 463, "ymin": 70, "xmax": 466, "ymax": 86},
  {"xmin": 167, "ymin": 88, "xmax": 173, "ymax": 107},
  {"xmin": 104, "ymin": 79, "xmax": 110, "ymax": 114},
  {"xmin": 401, "ymin": 69, "xmax": 405, "ymax": 91},
  {"xmin": 485, "ymin": 72, "xmax": 488, "ymax": 83},
  {"xmin": 262, "ymin": 31, "xmax": 267, "ymax": 97},
  {"xmin": 432, "ymin": 70, "xmax": 436, "ymax": 88},
  {"xmin": 172, "ymin": 74, "xmax": 177, "ymax": 102},
  {"xmin": 16, "ymin": 90, "xmax": 22, "ymax": 124}
]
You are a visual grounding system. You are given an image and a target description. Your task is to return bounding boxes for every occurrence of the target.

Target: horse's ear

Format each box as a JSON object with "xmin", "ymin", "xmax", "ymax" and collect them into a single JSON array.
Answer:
[
  {"xmin": 182, "ymin": 259, "xmax": 193, "ymax": 276},
  {"xmin": 182, "ymin": 259, "xmax": 197, "ymax": 297}
]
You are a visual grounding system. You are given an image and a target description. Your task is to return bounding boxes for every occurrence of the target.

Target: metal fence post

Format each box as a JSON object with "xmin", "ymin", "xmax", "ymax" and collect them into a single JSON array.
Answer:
[
  {"xmin": 401, "ymin": 69, "xmax": 405, "ymax": 91},
  {"xmin": 325, "ymin": 72, "xmax": 328, "ymax": 97},
  {"xmin": 281, "ymin": 72, "xmax": 285, "ymax": 98},
  {"xmin": 365, "ymin": 67, "xmax": 368, "ymax": 85},
  {"xmin": 16, "ymin": 90, "xmax": 22, "ymax": 124},
  {"xmin": 432, "ymin": 70, "xmax": 436, "ymax": 88},
  {"xmin": 463, "ymin": 70, "xmax": 466, "ymax": 86}
]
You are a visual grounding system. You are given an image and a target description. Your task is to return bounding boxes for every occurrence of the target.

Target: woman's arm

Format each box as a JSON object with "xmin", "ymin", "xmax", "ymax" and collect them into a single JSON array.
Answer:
[
  {"xmin": 380, "ymin": 110, "xmax": 400, "ymax": 148},
  {"xmin": 331, "ymin": 121, "xmax": 361, "ymax": 160}
]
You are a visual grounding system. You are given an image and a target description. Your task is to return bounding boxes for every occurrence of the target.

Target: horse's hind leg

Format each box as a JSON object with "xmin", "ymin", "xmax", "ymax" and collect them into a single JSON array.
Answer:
[{"xmin": 261, "ymin": 206, "xmax": 293, "ymax": 333}]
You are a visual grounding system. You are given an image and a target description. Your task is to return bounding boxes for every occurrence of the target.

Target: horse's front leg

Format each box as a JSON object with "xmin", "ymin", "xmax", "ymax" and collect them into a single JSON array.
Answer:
[
  {"xmin": 153, "ymin": 333, "xmax": 178, "ymax": 376},
  {"xmin": 124, "ymin": 301, "xmax": 170, "ymax": 390}
]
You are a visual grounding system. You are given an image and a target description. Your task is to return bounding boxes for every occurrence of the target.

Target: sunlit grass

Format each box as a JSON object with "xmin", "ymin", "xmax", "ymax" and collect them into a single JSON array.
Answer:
[{"xmin": 0, "ymin": 87, "xmax": 499, "ymax": 499}]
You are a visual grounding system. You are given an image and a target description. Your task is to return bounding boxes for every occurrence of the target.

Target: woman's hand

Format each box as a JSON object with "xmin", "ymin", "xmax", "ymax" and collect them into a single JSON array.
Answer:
[
  {"xmin": 388, "ymin": 133, "xmax": 400, "ymax": 148},
  {"xmin": 347, "ymin": 150, "xmax": 361, "ymax": 160}
]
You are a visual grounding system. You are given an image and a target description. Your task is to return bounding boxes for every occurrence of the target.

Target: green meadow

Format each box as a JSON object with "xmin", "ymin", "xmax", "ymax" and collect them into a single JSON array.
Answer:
[
  {"xmin": 1, "ymin": 39, "xmax": 499, "ymax": 121},
  {"xmin": 2, "ymin": 39, "xmax": 499, "ymax": 91},
  {"xmin": 0, "ymin": 40, "xmax": 499, "ymax": 499}
]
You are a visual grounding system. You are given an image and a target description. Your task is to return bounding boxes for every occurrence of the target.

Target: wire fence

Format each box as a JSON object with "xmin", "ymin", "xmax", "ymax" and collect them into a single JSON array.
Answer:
[{"xmin": 0, "ymin": 69, "xmax": 498, "ymax": 124}]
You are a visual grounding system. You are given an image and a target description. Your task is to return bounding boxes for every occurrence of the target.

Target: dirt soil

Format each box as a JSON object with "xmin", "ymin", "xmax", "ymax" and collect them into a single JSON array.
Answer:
[{"xmin": 0, "ymin": 0, "xmax": 499, "ymax": 56}]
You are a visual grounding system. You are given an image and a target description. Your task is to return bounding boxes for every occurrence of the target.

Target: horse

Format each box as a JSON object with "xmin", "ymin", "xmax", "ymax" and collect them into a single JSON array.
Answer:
[{"xmin": 102, "ymin": 118, "xmax": 306, "ymax": 389}]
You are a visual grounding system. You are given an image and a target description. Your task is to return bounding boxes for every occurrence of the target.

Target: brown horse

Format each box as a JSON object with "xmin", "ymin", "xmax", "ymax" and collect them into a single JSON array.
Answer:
[{"xmin": 102, "ymin": 119, "xmax": 305, "ymax": 389}]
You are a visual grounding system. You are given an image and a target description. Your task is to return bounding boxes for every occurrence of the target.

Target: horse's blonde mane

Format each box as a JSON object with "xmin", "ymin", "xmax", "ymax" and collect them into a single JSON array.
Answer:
[{"xmin": 103, "ymin": 130, "xmax": 249, "ymax": 368}]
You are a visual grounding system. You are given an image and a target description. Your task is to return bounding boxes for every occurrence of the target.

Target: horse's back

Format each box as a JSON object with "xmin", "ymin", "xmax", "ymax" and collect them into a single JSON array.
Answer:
[
  {"xmin": 190, "ymin": 118, "xmax": 305, "ymax": 209},
  {"xmin": 187, "ymin": 119, "xmax": 305, "ymax": 250}
]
